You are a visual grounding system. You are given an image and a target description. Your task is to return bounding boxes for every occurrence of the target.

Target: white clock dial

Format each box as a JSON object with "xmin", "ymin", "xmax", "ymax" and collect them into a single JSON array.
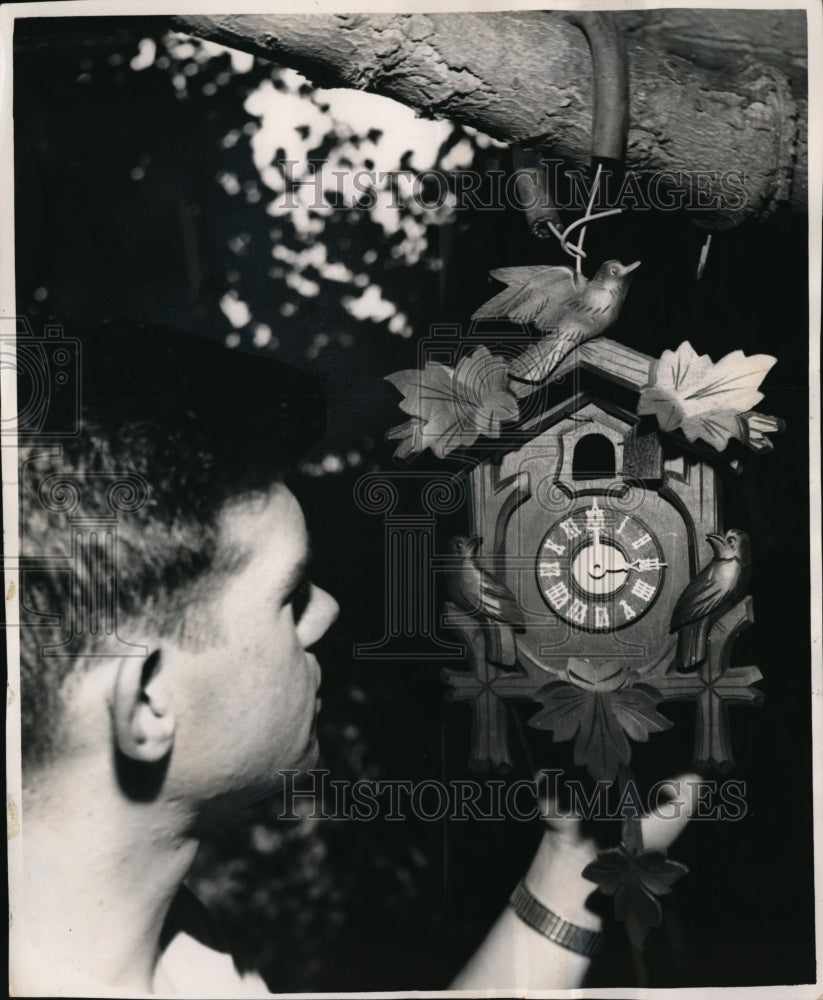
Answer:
[{"xmin": 536, "ymin": 498, "xmax": 667, "ymax": 632}]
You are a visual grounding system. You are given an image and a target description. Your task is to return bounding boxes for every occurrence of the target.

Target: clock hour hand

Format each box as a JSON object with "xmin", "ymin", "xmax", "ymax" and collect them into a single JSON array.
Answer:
[{"xmin": 589, "ymin": 526, "xmax": 604, "ymax": 571}]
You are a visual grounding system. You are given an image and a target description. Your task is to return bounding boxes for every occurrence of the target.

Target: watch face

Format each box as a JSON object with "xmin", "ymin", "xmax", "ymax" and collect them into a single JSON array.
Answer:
[{"xmin": 536, "ymin": 497, "xmax": 666, "ymax": 632}]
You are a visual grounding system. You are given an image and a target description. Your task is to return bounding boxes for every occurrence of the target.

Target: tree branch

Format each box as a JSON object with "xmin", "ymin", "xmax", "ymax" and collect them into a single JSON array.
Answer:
[{"xmin": 169, "ymin": 11, "xmax": 806, "ymax": 226}]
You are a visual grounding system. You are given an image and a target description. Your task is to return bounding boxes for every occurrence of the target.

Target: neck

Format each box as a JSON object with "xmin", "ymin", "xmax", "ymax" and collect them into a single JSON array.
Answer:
[{"xmin": 20, "ymin": 755, "xmax": 199, "ymax": 994}]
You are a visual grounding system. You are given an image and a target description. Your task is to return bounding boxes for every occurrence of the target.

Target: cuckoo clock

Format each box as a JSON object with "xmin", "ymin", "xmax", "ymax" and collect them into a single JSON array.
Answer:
[{"xmin": 441, "ymin": 340, "xmax": 763, "ymax": 777}]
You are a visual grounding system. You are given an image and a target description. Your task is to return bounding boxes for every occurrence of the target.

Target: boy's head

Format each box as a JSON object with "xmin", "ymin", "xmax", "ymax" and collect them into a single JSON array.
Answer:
[{"xmin": 18, "ymin": 320, "xmax": 336, "ymax": 801}]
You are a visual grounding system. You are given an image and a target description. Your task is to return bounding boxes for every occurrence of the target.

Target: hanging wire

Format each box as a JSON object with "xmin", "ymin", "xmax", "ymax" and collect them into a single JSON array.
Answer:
[{"xmin": 544, "ymin": 164, "xmax": 626, "ymax": 274}]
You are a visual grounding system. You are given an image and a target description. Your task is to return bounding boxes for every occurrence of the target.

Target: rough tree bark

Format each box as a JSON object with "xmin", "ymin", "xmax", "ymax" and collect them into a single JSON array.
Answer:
[{"xmin": 169, "ymin": 11, "xmax": 807, "ymax": 229}]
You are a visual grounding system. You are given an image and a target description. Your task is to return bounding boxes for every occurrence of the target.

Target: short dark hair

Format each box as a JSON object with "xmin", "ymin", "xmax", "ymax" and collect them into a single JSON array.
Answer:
[{"xmin": 18, "ymin": 320, "xmax": 326, "ymax": 767}]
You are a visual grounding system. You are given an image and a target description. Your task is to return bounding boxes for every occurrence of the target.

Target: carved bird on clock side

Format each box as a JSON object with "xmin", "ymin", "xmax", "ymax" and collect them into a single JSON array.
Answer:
[
  {"xmin": 446, "ymin": 535, "xmax": 525, "ymax": 668},
  {"xmin": 670, "ymin": 529, "xmax": 752, "ymax": 672}
]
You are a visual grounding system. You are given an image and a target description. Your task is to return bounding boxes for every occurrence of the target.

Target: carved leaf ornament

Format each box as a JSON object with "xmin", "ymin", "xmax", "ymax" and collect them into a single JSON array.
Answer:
[
  {"xmin": 386, "ymin": 346, "xmax": 519, "ymax": 458},
  {"xmin": 582, "ymin": 845, "xmax": 689, "ymax": 947},
  {"xmin": 637, "ymin": 341, "xmax": 779, "ymax": 451},
  {"xmin": 528, "ymin": 658, "xmax": 672, "ymax": 781}
]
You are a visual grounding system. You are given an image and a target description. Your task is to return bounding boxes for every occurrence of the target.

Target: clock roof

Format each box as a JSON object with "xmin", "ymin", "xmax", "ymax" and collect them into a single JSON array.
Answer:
[
  {"xmin": 504, "ymin": 336, "xmax": 738, "ymax": 472},
  {"xmin": 550, "ymin": 337, "xmax": 653, "ymax": 393},
  {"xmin": 519, "ymin": 388, "xmax": 638, "ymax": 438}
]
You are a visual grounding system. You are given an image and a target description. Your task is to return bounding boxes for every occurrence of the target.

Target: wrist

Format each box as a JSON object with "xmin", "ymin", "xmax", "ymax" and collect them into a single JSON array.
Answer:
[
  {"xmin": 523, "ymin": 831, "xmax": 602, "ymax": 931},
  {"xmin": 509, "ymin": 880, "xmax": 604, "ymax": 958}
]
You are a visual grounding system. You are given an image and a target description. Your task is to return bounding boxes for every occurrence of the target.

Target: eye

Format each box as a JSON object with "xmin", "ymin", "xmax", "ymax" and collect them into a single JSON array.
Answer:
[{"xmin": 289, "ymin": 578, "xmax": 312, "ymax": 624}]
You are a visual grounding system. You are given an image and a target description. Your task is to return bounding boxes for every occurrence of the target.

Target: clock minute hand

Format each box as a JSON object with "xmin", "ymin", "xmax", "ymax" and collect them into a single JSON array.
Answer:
[{"xmin": 604, "ymin": 557, "xmax": 668, "ymax": 573}]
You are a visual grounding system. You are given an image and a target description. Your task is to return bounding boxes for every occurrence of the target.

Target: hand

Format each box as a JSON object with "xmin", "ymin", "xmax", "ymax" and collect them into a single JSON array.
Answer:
[
  {"xmin": 452, "ymin": 774, "xmax": 700, "ymax": 990},
  {"xmin": 525, "ymin": 773, "xmax": 700, "ymax": 928}
]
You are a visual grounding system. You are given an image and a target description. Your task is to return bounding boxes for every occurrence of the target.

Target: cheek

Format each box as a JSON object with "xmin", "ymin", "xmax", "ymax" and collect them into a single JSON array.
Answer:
[
  {"xmin": 192, "ymin": 607, "xmax": 311, "ymax": 718},
  {"xmin": 244, "ymin": 616, "xmax": 313, "ymax": 711}
]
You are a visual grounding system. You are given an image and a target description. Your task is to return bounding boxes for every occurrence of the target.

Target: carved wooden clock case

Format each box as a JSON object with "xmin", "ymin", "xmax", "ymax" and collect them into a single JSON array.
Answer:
[
  {"xmin": 443, "ymin": 344, "xmax": 763, "ymax": 774},
  {"xmin": 493, "ymin": 391, "xmax": 700, "ymax": 669}
]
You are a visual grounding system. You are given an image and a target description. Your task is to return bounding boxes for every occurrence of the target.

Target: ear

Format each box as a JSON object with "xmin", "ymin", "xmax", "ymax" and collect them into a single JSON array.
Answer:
[{"xmin": 112, "ymin": 649, "xmax": 175, "ymax": 762}]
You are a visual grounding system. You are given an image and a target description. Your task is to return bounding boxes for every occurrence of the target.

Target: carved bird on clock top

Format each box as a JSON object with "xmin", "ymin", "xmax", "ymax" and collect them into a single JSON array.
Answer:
[{"xmin": 472, "ymin": 259, "xmax": 640, "ymax": 384}]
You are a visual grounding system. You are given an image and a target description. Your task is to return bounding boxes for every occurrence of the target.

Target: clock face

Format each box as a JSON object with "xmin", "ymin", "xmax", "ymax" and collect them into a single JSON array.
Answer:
[{"xmin": 536, "ymin": 498, "xmax": 666, "ymax": 632}]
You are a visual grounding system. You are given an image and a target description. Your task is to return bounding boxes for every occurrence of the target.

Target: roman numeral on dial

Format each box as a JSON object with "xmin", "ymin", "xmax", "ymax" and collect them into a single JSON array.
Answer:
[
  {"xmin": 567, "ymin": 599, "xmax": 588, "ymax": 625},
  {"xmin": 620, "ymin": 600, "xmax": 637, "ymax": 621},
  {"xmin": 545, "ymin": 582, "xmax": 570, "ymax": 608},
  {"xmin": 632, "ymin": 579, "xmax": 656, "ymax": 602},
  {"xmin": 539, "ymin": 561, "xmax": 562, "ymax": 579},
  {"xmin": 543, "ymin": 538, "xmax": 565, "ymax": 555}
]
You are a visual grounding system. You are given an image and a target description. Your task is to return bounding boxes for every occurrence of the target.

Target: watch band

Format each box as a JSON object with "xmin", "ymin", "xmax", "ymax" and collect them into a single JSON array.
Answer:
[{"xmin": 509, "ymin": 879, "xmax": 604, "ymax": 958}]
